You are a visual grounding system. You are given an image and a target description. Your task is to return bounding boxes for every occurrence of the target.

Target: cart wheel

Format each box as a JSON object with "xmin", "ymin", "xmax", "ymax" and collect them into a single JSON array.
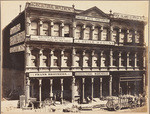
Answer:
[{"xmin": 114, "ymin": 105, "xmax": 121, "ymax": 111}]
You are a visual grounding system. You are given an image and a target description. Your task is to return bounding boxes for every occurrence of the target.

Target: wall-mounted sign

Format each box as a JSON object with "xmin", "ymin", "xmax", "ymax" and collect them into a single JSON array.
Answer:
[
  {"xmin": 29, "ymin": 72, "xmax": 72, "ymax": 77},
  {"xmin": 30, "ymin": 35, "xmax": 73, "ymax": 43},
  {"xmin": 76, "ymin": 15, "xmax": 110, "ymax": 23},
  {"xmin": 113, "ymin": 13, "xmax": 146, "ymax": 22},
  {"xmin": 75, "ymin": 72, "xmax": 109, "ymax": 76},
  {"xmin": 74, "ymin": 39, "xmax": 114, "ymax": 45},
  {"xmin": 28, "ymin": 2, "xmax": 74, "ymax": 12},
  {"xmin": 10, "ymin": 31, "xmax": 25, "ymax": 46},
  {"xmin": 10, "ymin": 44, "xmax": 25, "ymax": 53},
  {"xmin": 10, "ymin": 23, "xmax": 21, "ymax": 35}
]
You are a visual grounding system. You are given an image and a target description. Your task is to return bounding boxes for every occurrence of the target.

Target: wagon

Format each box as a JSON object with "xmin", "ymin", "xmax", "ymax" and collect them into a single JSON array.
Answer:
[{"xmin": 106, "ymin": 95, "xmax": 140, "ymax": 111}]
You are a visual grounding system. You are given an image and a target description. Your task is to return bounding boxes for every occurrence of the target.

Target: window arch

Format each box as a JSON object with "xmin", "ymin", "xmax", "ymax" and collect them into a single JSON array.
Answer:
[
  {"xmin": 43, "ymin": 22, "xmax": 49, "ymax": 36},
  {"xmin": 31, "ymin": 21, "xmax": 38, "ymax": 35}
]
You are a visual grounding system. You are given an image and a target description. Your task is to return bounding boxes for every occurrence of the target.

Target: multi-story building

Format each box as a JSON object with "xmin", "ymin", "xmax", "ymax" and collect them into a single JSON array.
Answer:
[{"xmin": 2, "ymin": 2, "xmax": 147, "ymax": 106}]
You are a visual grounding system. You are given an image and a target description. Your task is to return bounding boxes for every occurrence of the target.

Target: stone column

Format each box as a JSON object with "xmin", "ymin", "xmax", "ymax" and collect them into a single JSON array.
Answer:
[
  {"xmin": 110, "ymin": 26, "xmax": 113, "ymax": 41},
  {"xmin": 109, "ymin": 75, "xmax": 112, "ymax": 96},
  {"xmin": 134, "ymin": 52, "xmax": 137, "ymax": 68},
  {"xmin": 61, "ymin": 49, "xmax": 65, "ymax": 67},
  {"xmin": 49, "ymin": 79, "xmax": 53, "ymax": 100},
  {"xmin": 119, "ymin": 51, "xmax": 122, "ymax": 67},
  {"xmin": 73, "ymin": 22, "xmax": 76, "ymax": 38},
  {"xmin": 83, "ymin": 50, "xmax": 86, "ymax": 67},
  {"xmin": 91, "ymin": 25, "xmax": 95, "ymax": 40},
  {"xmin": 82, "ymin": 78, "xmax": 85, "ymax": 103},
  {"xmin": 110, "ymin": 49, "xmax": 113, "ymax": 67},
  {"xmin": 127, "ymin": 52, "xmax": 130, "ymax": 67},
  {"xmin": 127, "ymin": 30, "xmax": 129, "ymax": 42},
  {"xmin": 100, "ymin": 51, "xmax": 105, "ymax": 67},
  {"xmin": 50, "ymin": 21, "xmax": 54, "ymax": 36},
  {"xmin": 143, "ymin": 74, "xmax": 145, "ymax": 93},
  {"xmin": 72, "ymin": 47, "xmax": 76, "ymax": 68},
  {"xmin": 91, "ymin": 78, "xmax": 94, "ymax": 100},
  {"xmin": 92, "ymin": 50, "xmax": 95, "ymax": 67},
  {"xmin": 72, "ymin": 76, "xmax": 75, "ymax": 103},
  {"xmin": 143, "ymin": 51, "xmax": 146, "ymax": 69},
  {"xmin": 100, "ymin": 26, "xmax": 103, "ymax": 40},
  {"xmin": 82, "ymin": 25, "xmax": 86, "ymax": 39},
  {"xmin": 39, "ymin": 20, "xmax": 43, "ymax": 35},
  {"xmin": 60, "ymin": 78, "xmax": 64, "ymax": 104},
  {"xmin": 26, "ymin": 77, "xmax": 30, "ymax": 105},
  {"xmin": 118, "ymin": 28, "xmax": 122, "ymax": 45},
  {"xmin": 39, "ymin": 49, "xmax": 43, "ymax": 67},
  {"xmin": 50, "ymin": 49, "xmax": 54, "ymax": 67},
  {"xmin": 100, "ymin": 77, "xmax": 103, "ymax": 99},
  {"xmin": 61, "ymin": 22, "xmax": 64, "ymax": 37},
  {"xmin": 26, "ymin": 17, "xmax": 31, "ymax": 36},
  {"xmin": 26, "ymin": 45, "xmax": 31, "ymax": 67},
  {"xmin": 39, "ymin": 79, "xmax": 42, "ymax": 107}
]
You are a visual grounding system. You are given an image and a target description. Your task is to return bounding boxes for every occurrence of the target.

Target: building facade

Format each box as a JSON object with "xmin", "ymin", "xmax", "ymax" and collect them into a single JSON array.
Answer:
[{"xmin": 2, "ymin": 2, "xmax": 147, "ymax": 105}]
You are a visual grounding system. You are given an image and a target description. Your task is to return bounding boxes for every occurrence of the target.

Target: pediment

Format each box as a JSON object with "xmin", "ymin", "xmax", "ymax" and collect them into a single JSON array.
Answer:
[{"xmin": 79, "ymin": 6, "xmax": 109, "ymax": 19}]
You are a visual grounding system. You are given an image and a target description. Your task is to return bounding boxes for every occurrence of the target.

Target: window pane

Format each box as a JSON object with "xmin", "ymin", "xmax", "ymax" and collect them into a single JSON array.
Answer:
[
  {"xmin": 93, "ymin": 28, "xmax": 98, "ymax": 40},
  {"xmin": 120, "ymin": 32, "xmax": 124, "ymax": 43},
  {"xmin": 76, "ymin": 26, "xmax": 81, "ymax": 39},
  {"xmin": 112, "ymin": 30, "xmax": 117, "ymax": 42},
  {"xmin": 64, "ymin": 25, "xmax": 70, "ymax": 37},
  {"xmin": 102, "ymin": 29, "xmax": 107, "ymax": 41},
  {"xmin": 31, "ymin": 22, "xmax": 38, "ymax": 35},
  {"xmin": 135, "ymin": 32, "xmax": 140, "ymax": 43},
  {"xmin": 53, "ymin": 24, "xmax": 59, "ymax": 36},
  {"xmin": 84, "ymin": 27, "xmax": 90, "ymax": 40},
  {"xmin": 128, "ymin": 32, "xmax": 133, "ymax": 42}
]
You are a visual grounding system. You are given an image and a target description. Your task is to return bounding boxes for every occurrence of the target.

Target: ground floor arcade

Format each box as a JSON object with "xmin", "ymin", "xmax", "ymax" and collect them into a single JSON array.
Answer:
[{"xmin": 25, "ymin": 71, "xmax": 145, "ymax": 106}]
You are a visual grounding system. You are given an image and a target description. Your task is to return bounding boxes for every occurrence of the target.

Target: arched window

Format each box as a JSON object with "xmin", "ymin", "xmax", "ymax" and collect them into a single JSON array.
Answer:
[
  {"xmin": 135, "ymin": 32, "xmax": 140, "ymax": 43},
  {"xmin": 64, "ymin": 25, "xmax": 70, "ymax": 37},
  {"xmin": 43, "ymin": 52, "xmax": 48, "ymax": 67},
  {"xmin": 93, "ymin": 28, "xmax": 99, "ymax": 40},
  {"xmin": 120, "ymin": 30, "xmax": 125, "ymax": 43},
  {"xmin": 43, "ymin": 22, "xmax": 49, "ymax": 36},
  {"xmin": 84, "ymin": 27, "xmax": 91, "ymax": 40},
  {"xmin": 102, "ymin": 28, "xmax": 108, "ymax": 41},
  {"xmin": 112, "ymin": 29, "xmax": 117, "ymax": 42},
  {"xmin": 31, "ymin": 50, "xmax": 38, "ymax": 67},
  {"xmin": 53, "ymin": 23, "xmax": 60, "ymax": 36},
  {"xmin": 75, "ymin": 54, "xmax": 80, "ymax": 67},
  {"xmin": 31, "ymin": 21, "xmax": 38, "ymax": 35},
  {"xmin": 83, "ymin": 54, "xmax": 90, "ymax": 67},
  {"xmin": 128, "ymin": 31, "xmax": 133, "ymax": 43},
  {"xmin": 76, "ymin": 25, "xmax": 82, "ymax": 39}
]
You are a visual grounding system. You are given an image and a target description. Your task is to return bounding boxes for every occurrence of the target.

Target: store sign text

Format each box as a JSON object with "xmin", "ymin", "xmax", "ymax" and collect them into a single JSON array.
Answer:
[
  {"xmin": 30, "ymin": 35, "xmax": 73, "ymax": 43},
  {"xmin": 29, "ymin": 2, "xmax": 74, "ymax": 12},
  {"xmin": 74, "ymin": 39, "xmax": 114, "ymax": 45},
  {"xmin": 75, "ymin": 72, "xmax": 109, "ymax": 76},
  {"xmin": 113, "ymin": 13, "xmax": 146, "ymax": 21},
  {"xmin": 10, "ymin": 23, "xmax": 21, "ymax": 35},
  {"xmin": 29, "ymin": 72, "xmax": 72, "ymax": 77},
  {"xmin": 10, "ymin": 44, "xmax": 25, "ymax": 53},
  {"xmin": 76, "ymin": 15, "xmax": 110, "ymax": 23}
]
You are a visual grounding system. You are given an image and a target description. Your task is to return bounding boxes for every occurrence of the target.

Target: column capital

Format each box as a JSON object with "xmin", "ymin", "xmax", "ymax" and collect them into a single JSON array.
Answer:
[
  {"xmin": 92, "ymin": 25, "xmax": 95, "ymax": 31},
  {"xmin": 119, "ymin": 28, "xmax": 122, "ymax": 33},
  {"xmin": 61, "ymin": 22, "xmax": 64, "ymax": 27},
  {"xmin": 91, "ymin": 78, "xmax": 94, "ymax": 83},
  {"xmin": 61, "ymin": 49, "xmax": 65, "ymax": 55},
  {"xmin": 92, "ymin": 50, "xmax": 95, "ymax": 56},
  {"xmin": 50, "ymin": 79, "xmax": 53, "ymax": 85},
  {"xmin": 110, "ymin": 75, "xmax": 112, "ymax": 82},
  {"xmin": 50, "ymin": 21, "xmax": 54, "ymax": 26},
  {"xmin": 110, "ymin": 26, "xmax": 113, "ymax": 32},
  {"xmin": 100, "ymin": 26, "xmax": 103, "ymax": 31},
  {"xmin": 82, "ymin": 78, "xmax": 85, "ymax": 84},
  {"xmin": 100, "ymin": 77, "xmax": 102, "ymax": 82},
  {"xmin": 61, "ymin": 78, "xmax": 64, "ymax": 85},
  {"xmin": 39, "ymin": 49, "xmax": 43, "ymax": 55},
  {"xmin": 82, "ymin": 24, "xmax": 86, "ymax": 29},
  {"xmin": 127, "ymin": 29, "xmax": 130, "ymax": 34},
  {"xmin": 39, "ymin": 79, "xmax": 42, "ymax": 86},
  {"xmin": 39, "ymin": 20, "xmax": 43, "ymax": 26},
  {"xmin": 83, "ymin": 50, "xmax": 86, "ymax": 56}
]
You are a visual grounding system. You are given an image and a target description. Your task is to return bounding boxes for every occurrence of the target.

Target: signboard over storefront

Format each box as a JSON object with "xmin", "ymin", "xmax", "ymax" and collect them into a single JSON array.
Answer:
[
  {"xmin": 30, "ymin": 35, "xmax": 73, "ymax": 43},
  {"xmin": 28, "ymin": 2, "xmax": 74, "ymax": 12},
  {"xmin": 74, "ymin": 39, "xmax": 115, "ymax": 45},
  {"xmin": 29, "ymin": 72, "xmax": 72, "ymax": 77},
  {"xmin": 75, "ymin": 72, "xmax": 109, "ymax": 76},
  {"xmin": 113, "ymin": 13, "xmax": 146, "ymax": 22},
  {"xmin": 76, "ymin": 15, "xmax": 110, "ymax": 23}
]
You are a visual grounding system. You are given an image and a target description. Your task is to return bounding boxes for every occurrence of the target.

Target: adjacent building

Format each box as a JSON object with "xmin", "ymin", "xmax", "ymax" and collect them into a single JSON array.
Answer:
[{"xmin": 2, "ymin": 2, "xmax": 147, "ymax": 106}]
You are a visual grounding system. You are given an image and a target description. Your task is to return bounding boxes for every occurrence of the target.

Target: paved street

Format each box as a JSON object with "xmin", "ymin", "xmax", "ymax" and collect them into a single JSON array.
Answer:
[{"xmin": 1, "ymin": 100, "xmax": 148, "ymax": 114}]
